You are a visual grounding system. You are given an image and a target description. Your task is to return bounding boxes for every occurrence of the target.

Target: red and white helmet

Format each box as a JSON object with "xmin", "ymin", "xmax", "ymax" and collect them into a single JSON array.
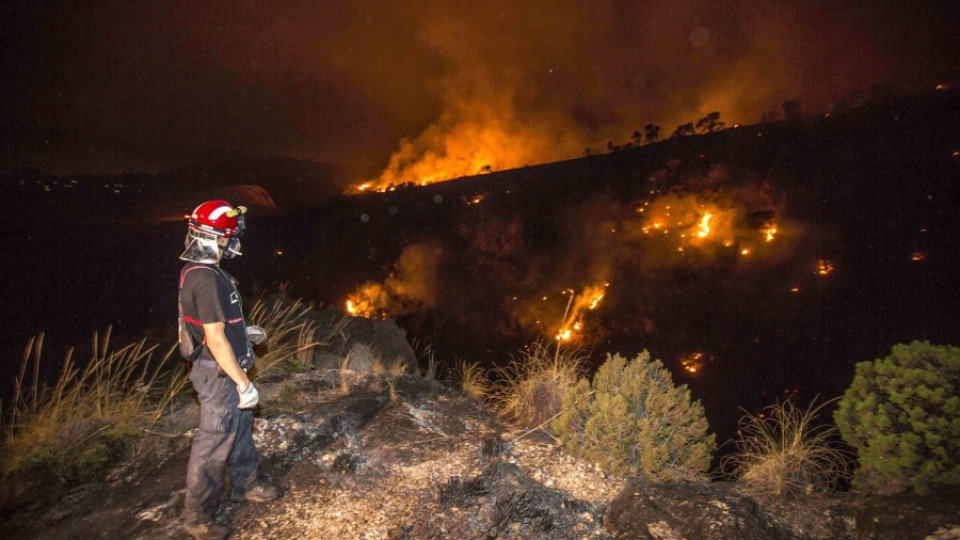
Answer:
[{"xmin": 188, "ymin": 200, "xmax": 247, "ymax": 237}]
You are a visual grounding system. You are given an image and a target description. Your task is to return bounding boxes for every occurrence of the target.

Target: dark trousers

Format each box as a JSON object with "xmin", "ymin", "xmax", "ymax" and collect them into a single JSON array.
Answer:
[{"xmin": 182, "ymin": 364, "xmax": 259, "ymax": 525}]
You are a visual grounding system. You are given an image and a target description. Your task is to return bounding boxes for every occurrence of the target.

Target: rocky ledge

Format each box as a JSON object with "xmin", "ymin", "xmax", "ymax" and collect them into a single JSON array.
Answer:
[{"xmin": 1, "ymin": 368, "xmax": 957, "ymax": 540}]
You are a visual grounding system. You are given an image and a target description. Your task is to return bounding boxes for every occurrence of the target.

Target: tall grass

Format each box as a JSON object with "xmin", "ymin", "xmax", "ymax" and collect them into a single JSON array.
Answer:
[
  {"xmin": 454, "ymin": 359, "xmax": 492, "ymax": 401},
  {"xmin": 722, "ymin": 397, "xmax": 852, "ymax": 498},
  {"xmin": 0, "ymin": 294, "xmax": 346, "ymax": 484},
  {"xmin": 247, "ymin": 296, "xmax": 348, "ymax": 376},
  {"xmin": 411, "ymin": 339, "xmax": 439, "ymax": 380},
  {"xmin": 373, "ymin": 357, "xmax": 407, "ymax": 402},
  {"xmin": 1, "ymin": 330, "xmax": 188, "ymax": 479},
  {"xmin": 491, "ymin": 342, "xmax": 586, "ymax": 430}
]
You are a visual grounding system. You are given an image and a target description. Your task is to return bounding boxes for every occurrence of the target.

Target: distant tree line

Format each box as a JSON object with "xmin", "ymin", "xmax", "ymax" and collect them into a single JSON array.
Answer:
[
  {"xmin": 591, "ymin": 85, "xmax": 909, "ymax": 155},
  {"xmin": 588, "ymin": 110, "xmax": 730, "ymax": 156}
]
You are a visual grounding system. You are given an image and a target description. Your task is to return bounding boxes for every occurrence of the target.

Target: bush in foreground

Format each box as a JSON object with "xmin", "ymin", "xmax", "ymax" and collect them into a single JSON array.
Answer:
[
  {"xmin": 723, "ymin": 398, "xmax": 851, "ymax": 498},
  {"xmin": 553, "ymin": 351, "xmax": 715, "ymax": 481},
  {"xmin": 834, "ymin": 341, "xmax": 960, "ymax": 494},
  {"xmin": 492, "ymin": 343, "xmax": 586, "ymax": 429}
]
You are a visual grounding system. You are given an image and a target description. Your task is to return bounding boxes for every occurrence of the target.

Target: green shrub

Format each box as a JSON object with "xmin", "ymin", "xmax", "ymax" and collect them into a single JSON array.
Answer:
[
  {"xmin": 20, "ymin": 424, "xmax": 139, "ymax": 483},
  {"xmin": 552, "ymin": 351, "xmax": 715, "ymax": 481},
  {"xmin": 834, "ymin": 341, "xmax": 960, "ymax": 494}
]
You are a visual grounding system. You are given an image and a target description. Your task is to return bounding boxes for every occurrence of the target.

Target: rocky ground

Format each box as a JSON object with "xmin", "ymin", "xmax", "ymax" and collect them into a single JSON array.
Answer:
[{"xmin": 1, "ymin": 365, "xmax": 958, "ymax": 540}]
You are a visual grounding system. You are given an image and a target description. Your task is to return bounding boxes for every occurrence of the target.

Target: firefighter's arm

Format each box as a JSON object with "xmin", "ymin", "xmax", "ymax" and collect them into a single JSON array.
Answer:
[{"xmin": 202, "ymin": 321, "xmax": 252, "ymax": 392}]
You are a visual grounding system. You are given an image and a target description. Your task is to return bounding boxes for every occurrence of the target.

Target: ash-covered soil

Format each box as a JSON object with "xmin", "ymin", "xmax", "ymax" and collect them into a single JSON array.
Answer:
[{"xmin": 2, "ymin": 367, "xmax": 958, "ymax": 540}]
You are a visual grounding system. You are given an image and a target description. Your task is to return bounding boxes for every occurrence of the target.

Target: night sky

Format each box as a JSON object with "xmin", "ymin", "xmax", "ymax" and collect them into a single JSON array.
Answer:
[{"xmin": 2, "ymin": 1, "xmax": 958, "ymax": 183}]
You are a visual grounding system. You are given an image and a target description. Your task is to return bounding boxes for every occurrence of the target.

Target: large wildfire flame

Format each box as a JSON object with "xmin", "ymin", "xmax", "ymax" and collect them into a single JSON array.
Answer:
[{"xmin": 348, "ymin": 90, "xmax": 586, "ymax": 194}]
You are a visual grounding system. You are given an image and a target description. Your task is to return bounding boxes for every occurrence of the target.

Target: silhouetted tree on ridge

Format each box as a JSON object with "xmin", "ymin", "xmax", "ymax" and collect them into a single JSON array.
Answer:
[
  {"xmin": 695, "ymin": 112, "xmax": 725, "ymax": 133},
  {"xmin": 670, "ymin": 123, "xmax": 695, "ymax": 138}
]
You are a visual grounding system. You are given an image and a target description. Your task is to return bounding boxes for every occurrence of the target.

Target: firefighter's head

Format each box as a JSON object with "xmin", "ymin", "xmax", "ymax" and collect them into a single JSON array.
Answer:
[{"xmin": 179, "ymin": 200, "xmax": 247, "ymax": 263}]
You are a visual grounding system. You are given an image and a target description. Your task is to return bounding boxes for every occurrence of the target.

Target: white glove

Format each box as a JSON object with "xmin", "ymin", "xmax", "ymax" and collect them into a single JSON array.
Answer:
[
  {"xmin": 238, "ymin": 381, "xmax": 259, "ymax": 409},
  {"xmin": 246, "ymin": 325, "xmax": 267, "ymax": 345}
]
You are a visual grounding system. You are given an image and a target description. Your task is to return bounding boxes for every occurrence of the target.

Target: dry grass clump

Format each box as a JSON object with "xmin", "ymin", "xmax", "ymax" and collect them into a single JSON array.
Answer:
[
  {"xmin": 1, "ymin": 330, "xmax": 188, "ymax": 480},
  {"xmin": 373, "ymin": 355, "xmax": 408, "ymax": 402},
  {"xmin": 247, "ymin": 295, "xmax": 348, "ymax": 376},
  {"xmin": 723, "ymin": 397, "xmax": 852, "ymax": 498},
  {"xmin": 372, "ymin": 356, "xmax": 409, "ymax": 377},
  {"xmin": 492, "ymin": 343, "xmax": 586, "ymax": 430},
  {"xmin": 455, "ymin": 359, "xmax": 492, "ymax": 401},
  {"xmin": 412, "ymin": 341, "xmax": 439, "ymax": 380}
]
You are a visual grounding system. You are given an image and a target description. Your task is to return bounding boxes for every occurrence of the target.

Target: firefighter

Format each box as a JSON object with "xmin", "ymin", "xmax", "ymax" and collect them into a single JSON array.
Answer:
[{"xmin": 178, "ymin": 199, "xmax": 278, "ymax": 540}]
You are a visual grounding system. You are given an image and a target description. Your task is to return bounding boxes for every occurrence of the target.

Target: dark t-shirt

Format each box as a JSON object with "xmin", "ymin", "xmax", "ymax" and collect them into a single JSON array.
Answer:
[{"xmin": 179, "ymin": 262, "xmax": 252, "ymax": 363}]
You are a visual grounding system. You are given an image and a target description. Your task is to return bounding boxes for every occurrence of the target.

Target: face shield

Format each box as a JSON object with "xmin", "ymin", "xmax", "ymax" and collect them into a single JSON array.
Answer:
[
  {"xmin": 179, "ymin": 228, "xmax": 223, "ymax": 264},
  {"xmin": 180, "ymin": 204, "xmax": 247, "ymax": 263}
]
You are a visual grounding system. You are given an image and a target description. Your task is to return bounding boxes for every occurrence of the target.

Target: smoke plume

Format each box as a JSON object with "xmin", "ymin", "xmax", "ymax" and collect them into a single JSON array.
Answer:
[
  {"xmin": 5, "ymin": 0, "xmax": 955, "ymax": 178},
  {"xmin": 346, "ymin": 242, "xmax": 443, "ymax": 318}
]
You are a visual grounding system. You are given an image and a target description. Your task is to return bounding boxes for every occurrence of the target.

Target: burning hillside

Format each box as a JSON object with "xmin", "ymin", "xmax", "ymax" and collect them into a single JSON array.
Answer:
[
  {"xmin": 244, "ymin": 87, "xmax": 959, "ymax": 429},
  {"xmin": 335, "ymin": 0, "xmax": 913, "ymax": 194},
  {"xmin": 341, "ymin": 161, "xmax": 802, "ymax": 358}
]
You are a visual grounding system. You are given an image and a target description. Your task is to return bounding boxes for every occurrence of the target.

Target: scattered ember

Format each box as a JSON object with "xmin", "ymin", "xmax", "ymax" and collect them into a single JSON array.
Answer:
[
  {"xmin": 911, "ymin": 251, "xmax": 927, "ymax": 262},
  {"xmin": 817, "ymin": 259, "xmax": 835, "ymax": 275},
  {"xmin": 465, "ymin": 193, "xmax": 486, "ymax": 205},
  {"xmin": 681, "ymin": 351, "xmax": 707, "ymax": 374}
]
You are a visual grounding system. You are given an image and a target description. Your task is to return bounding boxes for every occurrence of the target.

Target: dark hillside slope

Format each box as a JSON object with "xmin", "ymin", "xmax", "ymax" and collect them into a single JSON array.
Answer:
[
  {"xmin": 2, "ymin": 90, "xmax": 958, "ymax": 450},
  {"xmin": 252, "ymin": 88, "xmax": 960, "ymax": 445}
]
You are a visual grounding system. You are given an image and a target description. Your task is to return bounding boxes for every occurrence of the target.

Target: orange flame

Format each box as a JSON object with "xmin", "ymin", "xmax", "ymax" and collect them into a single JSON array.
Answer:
[
  {"xmin": 696, "ymin": 212, "xmax": 713, "ymax": 238},
  {"xmin": 638, "ymin": 196, "xmax": 740, "ymax": 252},
  {"xmin": 555, "ymin": 283, "xmax": 609, "ymax": 342},
  {"xmin": 762, "ymin": 223, "xmax": 778, "ymax": 242},
  {"xmin": 344, "ymin": 282, "xmax": 389, "ymax": 319}
]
